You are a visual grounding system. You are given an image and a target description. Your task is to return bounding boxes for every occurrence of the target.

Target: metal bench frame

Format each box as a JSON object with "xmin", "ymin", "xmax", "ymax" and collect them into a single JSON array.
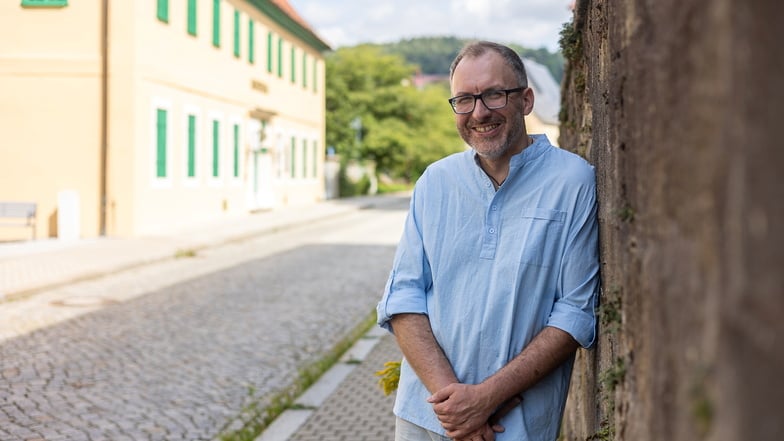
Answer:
[{"xmin": 0, "ymin": 202, "xmax": 37, "ymax": 239}]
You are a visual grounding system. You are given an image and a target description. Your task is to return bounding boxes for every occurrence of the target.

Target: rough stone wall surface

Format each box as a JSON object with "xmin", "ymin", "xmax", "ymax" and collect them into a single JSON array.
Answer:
[{"xmin": 558, "ymin": 1, "xmax": 783, "ymax": 440}]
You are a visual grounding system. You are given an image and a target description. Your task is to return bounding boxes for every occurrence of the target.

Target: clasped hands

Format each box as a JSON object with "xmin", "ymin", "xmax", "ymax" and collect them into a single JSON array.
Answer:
[{"xmin": 427, "ymin": 383, "xmax": 522, "ymax": 441}]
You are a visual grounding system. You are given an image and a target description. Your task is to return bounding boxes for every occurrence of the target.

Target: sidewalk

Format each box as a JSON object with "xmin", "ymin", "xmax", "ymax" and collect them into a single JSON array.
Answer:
[
  {"xmin": 0, "ymin": 194, "xmax": 405, "ymax": 302},
  {"xmin": 0, "ymin": 194, "xmax": 406, "ymax": 440},
  {"xmin": 260, "ymin": 326, "xmax": 401, "ymax": 441}
]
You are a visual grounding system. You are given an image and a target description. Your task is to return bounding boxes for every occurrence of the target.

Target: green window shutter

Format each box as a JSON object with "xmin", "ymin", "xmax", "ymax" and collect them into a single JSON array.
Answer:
[
  {"xmin": 212, "ymin": 120, "xmax": 220, "ymax": 177},
  {"xmin": 267, "ymin": 32, "xmax": 273, "ymax": 73},
  {"xmin": 233, "ymin": 10, "xmax": 240, "ymax": 58},
  {"xmin": 233, "ymin": 124, "xmax": 240, "ymax": 178},
  {"xmin": 302, "ymin": 53, "xmax": 307, "ymax": 88},
  {"xmin": 277, "ymin": 37, "xmax": 283, "ymax": 78},
  {"xmin": 301, "ymin": 139, "xmax": 308, "ymax": 178},
  {"xmin": 187, "ymin": 0, "xmax": 197, "ymax": 36},
  {"xmin": 156, "ymin": 109, "xmax": 167, "ymax": 178},
  {"xmin": 313, "ymin": 59, "xmax": 318, "ymax": 92},
  {"xmin": 212, "ymin": 0, "xmax": 221, "ymax": 47},
  {"xmin": 290, "ymin": 137, "xmax": 296, "ymax": 178},
  {"xmin": 290, "ymin": 46, "xmax": 296, "ymax": 83},
  {"xmin": 248, "ymin": 20, "xmax": 255, "ymax": 64},
  {"xmin": 21, "ymin": 0, "xmax": 68, "ymax": 7},
  {"xmin": 187, "ymin": 115, "xmax": 196, "ymax": 177},
  {"xmin": 312, "ymin": 141, "xmax": 318, "ymax": 177},
  {"xmin": 157, "ymin": 0, "xmax": 169, "ymax": 23}
]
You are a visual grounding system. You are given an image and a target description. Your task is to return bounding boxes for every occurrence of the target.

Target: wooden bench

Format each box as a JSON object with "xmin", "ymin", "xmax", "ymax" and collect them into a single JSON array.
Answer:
[{"xmin": 0, "ymin": 201, "xmax": 37, "ymax": 239}]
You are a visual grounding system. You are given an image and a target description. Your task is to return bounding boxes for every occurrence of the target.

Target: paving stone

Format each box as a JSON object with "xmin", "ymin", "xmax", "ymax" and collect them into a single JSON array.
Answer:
[
  {"xmin": 287, "ymin": 334, "xmax": 401, "ymax": 441},
  {"xmin": 0, "ymin": 196, "xmax": 409, "ymax": 440}
]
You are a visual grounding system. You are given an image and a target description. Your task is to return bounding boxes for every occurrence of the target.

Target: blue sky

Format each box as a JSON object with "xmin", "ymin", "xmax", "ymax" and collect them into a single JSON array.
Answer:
[{"xmin": 288, "ymin": 0, "xmax": 574, "ymax": 52}]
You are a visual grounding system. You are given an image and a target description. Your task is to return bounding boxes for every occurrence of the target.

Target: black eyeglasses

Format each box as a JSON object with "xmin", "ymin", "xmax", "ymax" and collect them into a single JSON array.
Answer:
[{"xmin": 448, "ymin": 87, "xmax": 526, "ymax": 114}]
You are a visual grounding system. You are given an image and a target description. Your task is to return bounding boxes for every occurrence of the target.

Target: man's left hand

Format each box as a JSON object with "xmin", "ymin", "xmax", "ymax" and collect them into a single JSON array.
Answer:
[{"xmin": 428, "ymin": 383, "xmax": 495, "ymax": 438}]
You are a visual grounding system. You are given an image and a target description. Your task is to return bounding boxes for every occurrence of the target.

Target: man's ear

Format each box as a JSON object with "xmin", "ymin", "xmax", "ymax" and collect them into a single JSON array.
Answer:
[{"xmin": 522, "ymin": 87, "xmax": 535, "ymax": 116}]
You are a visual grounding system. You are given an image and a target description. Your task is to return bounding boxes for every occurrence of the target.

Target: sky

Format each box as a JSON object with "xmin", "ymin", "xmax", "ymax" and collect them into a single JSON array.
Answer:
[{"xmin": 287, "ymin": 0, "xmax": 575, "ymax": 53}]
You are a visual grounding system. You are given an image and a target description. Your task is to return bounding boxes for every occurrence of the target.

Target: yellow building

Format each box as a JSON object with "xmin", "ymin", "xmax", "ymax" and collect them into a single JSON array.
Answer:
[{"xmin": 0, "ymin": 0, "xmax": 330, "ymax": 240}]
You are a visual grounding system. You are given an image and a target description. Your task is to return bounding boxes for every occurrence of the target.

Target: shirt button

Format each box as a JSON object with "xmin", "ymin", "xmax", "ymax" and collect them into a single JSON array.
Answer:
[
  {"xmin": 488, "ymin": 228, "xmax": 496, "ymax": 234},
  {"xmin": 491, "ymin": 205, "xmax": 498, "ymax": 211}
]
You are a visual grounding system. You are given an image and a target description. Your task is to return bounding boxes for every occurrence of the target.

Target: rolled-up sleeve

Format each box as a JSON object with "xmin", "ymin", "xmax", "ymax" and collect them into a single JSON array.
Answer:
[
  {"xmin": 377, "ymin": 183, "xmax": 433, "ymax": 332},
  {"xmin": 547, "ymin": 173, "xmax": 600, "ymax": 348}
]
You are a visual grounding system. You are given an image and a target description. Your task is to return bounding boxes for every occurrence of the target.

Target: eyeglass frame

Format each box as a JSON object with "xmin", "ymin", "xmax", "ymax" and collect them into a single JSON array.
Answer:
[{"xmin": 447, "ymin": 86, "xmax": 527, "ymax": 114}]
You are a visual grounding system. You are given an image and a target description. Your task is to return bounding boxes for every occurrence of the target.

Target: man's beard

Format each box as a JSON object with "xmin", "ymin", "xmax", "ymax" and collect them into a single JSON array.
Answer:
[{"xmin": 459, "ymin": 116, "xmax": 525, "ymax": 159}]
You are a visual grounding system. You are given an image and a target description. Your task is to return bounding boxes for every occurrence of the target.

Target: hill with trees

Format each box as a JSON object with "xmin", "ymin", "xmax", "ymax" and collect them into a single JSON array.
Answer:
[{"xmin": 378, "ymin": 36, "xmax": 565, "ymax": 82}]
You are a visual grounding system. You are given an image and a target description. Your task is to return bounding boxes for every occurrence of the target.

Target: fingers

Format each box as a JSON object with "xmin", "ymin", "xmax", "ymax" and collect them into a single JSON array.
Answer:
[
  {"xmin": 488, "ymin": 394, "xmax": 523, "ymax": 425},
  {"xmin": 427, "ymin": 383, "xmax": 456, "ymax": 404},
  {"xmin": 448, "ymin": 424, "xmax": 496, "ymax": 441}
]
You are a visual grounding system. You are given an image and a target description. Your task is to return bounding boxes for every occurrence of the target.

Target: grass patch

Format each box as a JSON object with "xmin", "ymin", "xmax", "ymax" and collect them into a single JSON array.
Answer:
[
  {"xmin": 174, "ymin": 248, "xmax": 198, "ymax": 258},
  {"xmin": 377, "ymin": 181, "xmax": 413, "ymax": 194},
  {"xmin": 217, "ymin": 311, "xmax": 378, "ymax": 441}
]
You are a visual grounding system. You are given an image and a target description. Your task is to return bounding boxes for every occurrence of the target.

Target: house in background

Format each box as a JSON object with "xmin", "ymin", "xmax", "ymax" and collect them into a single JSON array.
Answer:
[
  {"xmin": 0, "ymin": 0, "xmax": 330, "ymax": 240},
  {"xmin": 521, "ymin": 58, "xmax": 561, "ymax": 146}
]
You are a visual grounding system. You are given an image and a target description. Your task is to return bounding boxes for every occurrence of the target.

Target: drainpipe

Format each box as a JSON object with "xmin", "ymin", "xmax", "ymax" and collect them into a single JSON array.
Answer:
[{"xmin": 99, "ymin": 0, "xmax": 109, "ymax": 236}]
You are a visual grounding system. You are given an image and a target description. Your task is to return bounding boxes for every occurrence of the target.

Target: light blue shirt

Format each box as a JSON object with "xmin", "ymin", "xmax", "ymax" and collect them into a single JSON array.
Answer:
[{"xmin": 377, "ymin": 135, "xmax": 600, "ymax": 441}]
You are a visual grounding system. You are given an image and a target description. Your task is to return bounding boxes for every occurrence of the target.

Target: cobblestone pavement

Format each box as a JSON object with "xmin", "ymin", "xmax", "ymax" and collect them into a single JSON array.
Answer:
[{"xmin": 0, "ymin": 197, "xmax": 408, "ymax": 441}]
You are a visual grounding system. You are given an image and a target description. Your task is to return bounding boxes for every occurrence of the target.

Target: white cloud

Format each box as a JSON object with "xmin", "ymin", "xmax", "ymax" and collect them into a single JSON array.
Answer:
[{"xmin": 289, "ymin": 0, "xmax": 573, "ymax": 51}]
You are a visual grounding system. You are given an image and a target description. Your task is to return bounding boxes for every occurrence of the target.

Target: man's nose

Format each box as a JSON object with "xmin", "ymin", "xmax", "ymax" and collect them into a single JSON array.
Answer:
[{"xmin": 472, "ymin": 97, "xmax": 493, "ymax": 117}]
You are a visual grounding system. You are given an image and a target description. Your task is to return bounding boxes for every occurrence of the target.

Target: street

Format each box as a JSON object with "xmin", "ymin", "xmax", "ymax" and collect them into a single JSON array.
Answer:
[{"xmin": 0, "ymin": 197, "xmax": 409, "ymax": 441}]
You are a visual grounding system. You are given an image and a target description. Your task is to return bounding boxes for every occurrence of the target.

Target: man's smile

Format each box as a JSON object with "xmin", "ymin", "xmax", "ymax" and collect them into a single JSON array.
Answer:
[{"xmin": 473, "ymin": 123, "xmax": 501, "ymax": 134}]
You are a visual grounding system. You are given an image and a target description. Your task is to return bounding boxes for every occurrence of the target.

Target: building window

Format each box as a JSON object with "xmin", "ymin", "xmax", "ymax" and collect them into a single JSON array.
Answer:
[
  {"xmin": 187, "ymin": 0, "xmax": 197, "ymax": 36},
  {"xmin": 212, "ymin": 0, "xmax": 221, "ymax": 48},
  {"xmin": 267, "ymin": 32, "xmax": 274, "ymax": 73},
  {"xmin": 277, "ymin": 37, "xmax": 283, "ymax": 78},
  {"xmin": 212, "ymin": 120, "xmax": 220, "ymax": 178},
  {"xmin": 290, "ymin": 137, "xmax": 296, "ymax": 178},
  {"xmin": 157, "ymin": 0, "xmax": 169, "ymax": 23},
  {"xmin": 233, "ymin": 10, "xmax": 240, "ymax": 58},
  {"xmin": 21, "ymin": 0, "xmax": 68, "ymax": 7},
  {"xmin": 187, "ymin": 114, "xmax": 197, "ymax": 178},
  {"xmin": 248, "ymin": 20, "xmax": 255, "ymax": 64},
  {"xmin": 156, "ymin": 109, "xmax": 168, "ymax": 178},
  {"xmin": 232, "ymin": 124, "xmax": 240, "ymax": 178}
]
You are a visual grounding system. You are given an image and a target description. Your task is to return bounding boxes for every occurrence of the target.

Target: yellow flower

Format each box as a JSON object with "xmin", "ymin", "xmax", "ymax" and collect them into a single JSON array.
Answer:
[{"xmin": 375, "ymin": 360, "xmax": 401, "ymax": 396}]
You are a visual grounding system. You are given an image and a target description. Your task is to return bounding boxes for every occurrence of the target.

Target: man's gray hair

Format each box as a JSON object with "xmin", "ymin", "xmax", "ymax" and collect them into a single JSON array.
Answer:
[{"xmin": 449, "ymin": 41, "xmax": 528, "ymax": 88}]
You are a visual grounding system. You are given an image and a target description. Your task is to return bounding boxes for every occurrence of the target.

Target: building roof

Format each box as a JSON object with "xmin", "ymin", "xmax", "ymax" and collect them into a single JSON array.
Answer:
[
  {"xmin": 249, "ymin": 0, "xmax": 331, "ymax": 52},
  {"xmin": 523, "ymin": 58, "xmax": 561, "ymax": 125}
]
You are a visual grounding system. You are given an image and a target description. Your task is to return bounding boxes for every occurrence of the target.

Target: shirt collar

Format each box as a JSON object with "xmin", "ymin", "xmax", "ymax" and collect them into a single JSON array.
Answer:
[{"xmin": 509, "ymin": 134, "xmax": 549, "ymax": 169}]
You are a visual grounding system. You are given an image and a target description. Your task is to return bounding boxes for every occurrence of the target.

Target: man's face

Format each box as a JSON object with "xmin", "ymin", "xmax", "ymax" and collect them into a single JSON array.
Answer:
[{"xmin": 450, "ymin": 52, "xmax": 533, "ymax": 160}]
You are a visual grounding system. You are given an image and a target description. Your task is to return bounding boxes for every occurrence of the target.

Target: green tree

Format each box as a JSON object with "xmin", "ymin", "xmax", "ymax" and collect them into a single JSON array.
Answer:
[{"xmin": 326, "ymin": 45, "xmax": 464, "ymax": 183}]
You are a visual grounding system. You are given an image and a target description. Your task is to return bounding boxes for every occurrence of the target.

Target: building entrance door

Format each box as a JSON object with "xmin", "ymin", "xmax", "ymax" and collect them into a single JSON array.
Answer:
[{"xmin": 246, "ymin": 119, "xmax": 275, "ymax": 210}]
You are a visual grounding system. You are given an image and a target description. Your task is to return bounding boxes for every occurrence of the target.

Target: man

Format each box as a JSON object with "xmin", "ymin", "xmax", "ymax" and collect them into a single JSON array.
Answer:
[{"xmin": 377, "ymin": 41, "xmax": 600, "ymax": 441}]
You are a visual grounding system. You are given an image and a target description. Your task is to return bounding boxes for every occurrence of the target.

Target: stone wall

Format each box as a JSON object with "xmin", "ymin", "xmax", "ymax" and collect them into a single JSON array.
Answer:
[{"xmin": 558, "ymin": 1, "xmax": 783, "ymax": 440}]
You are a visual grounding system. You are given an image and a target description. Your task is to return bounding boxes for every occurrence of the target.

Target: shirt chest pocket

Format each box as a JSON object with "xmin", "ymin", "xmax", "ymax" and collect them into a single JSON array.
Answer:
[{"xmin": 518, "ymin": 207, "xmax": 566, "ymax": 267}]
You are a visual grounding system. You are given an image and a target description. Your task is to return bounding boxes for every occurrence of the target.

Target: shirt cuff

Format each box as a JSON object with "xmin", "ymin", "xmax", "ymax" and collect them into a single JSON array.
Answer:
[
  {"xmin": 546, "ymin": 301, "xmax": 596, "ymax": 348},
  {"xmin": 376, "ymin": 287, "xmax": 428, "ymax": 333}
]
